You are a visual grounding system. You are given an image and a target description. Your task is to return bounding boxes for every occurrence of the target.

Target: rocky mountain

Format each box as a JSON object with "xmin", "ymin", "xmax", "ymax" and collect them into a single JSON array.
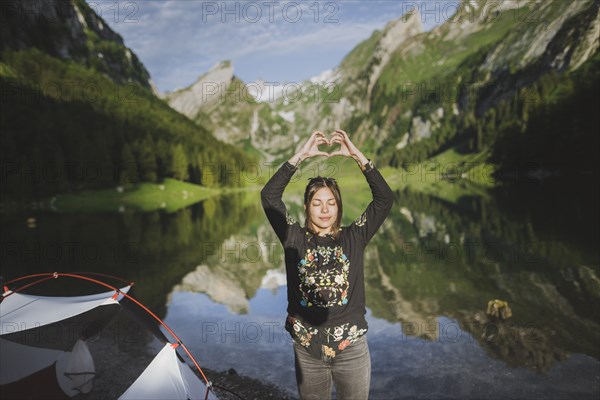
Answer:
[
  {"xmin": 0, "ymin": 0, "xmax": 252, "ymax": 197},
  {"xmin": 170, "ymin": 0, "xmax": 599, "ymax": 176},
  {"xmin": 1, "ymin": 0, "xmax": 157, "ymax": 93},
  {"xmin": 163, "ymin": 60, "xmax": 297, "ymax": 160},
  {"xmin": 162, "ymin": 10, "xmax": 425, "ymax": 161},
  {"xmin": 163, "ymin": 60, "xmax": 235, "ymax": 118}
]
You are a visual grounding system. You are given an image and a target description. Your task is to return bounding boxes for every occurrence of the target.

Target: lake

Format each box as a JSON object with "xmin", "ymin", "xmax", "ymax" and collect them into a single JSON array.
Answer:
[{"xmin": 2, "ymin": 178, "xmax": 599, "ymax": 399}]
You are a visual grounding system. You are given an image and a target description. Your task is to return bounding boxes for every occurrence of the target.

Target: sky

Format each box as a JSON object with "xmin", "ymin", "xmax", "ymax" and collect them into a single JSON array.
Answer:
[{"xmin": 86, "ymin": 1, "xmax": 454, "ymax": 93}]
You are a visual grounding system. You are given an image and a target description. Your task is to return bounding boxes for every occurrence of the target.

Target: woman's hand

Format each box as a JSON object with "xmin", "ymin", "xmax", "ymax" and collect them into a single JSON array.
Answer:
[
  {"xmin": 330, "ymin": 130, "xmax": 368, "ymax": 166},
  {"xmin": 288, "ymin": 131, "xmax": 331, "ymax": 167},
  {"xmin": 302, "ymin": 131, "xmax": 331, "ymax": 159}
]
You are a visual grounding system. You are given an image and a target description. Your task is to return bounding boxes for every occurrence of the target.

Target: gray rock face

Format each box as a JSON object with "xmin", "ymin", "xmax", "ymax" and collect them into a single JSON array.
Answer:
[
  {"xmin": 164, "ymin": 61, "xmax": 235, "ymax": 119},
  {"xmin": 0, "ymin": 0, "xmax": 155, "ymax": 91},
  {"xmin": 171, "ymin": 264, "xmax": 250, "ymax": 314},
  {"xmin": 366, "ymin": 12, "xmax": 424, "ymax": 108},
  {"xmin": 480, "ymin": 0, "xmax": 592, "ymax": 74},
  {"xmin": 401, "ymin": 107, "xmax": 444, "ymax": 148}
]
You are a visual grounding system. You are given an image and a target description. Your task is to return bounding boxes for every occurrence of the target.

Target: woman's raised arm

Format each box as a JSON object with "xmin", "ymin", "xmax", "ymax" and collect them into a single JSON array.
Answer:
[
  {"xmin": 331, "ymin": 130, "xmax": 395, "ymax": 244},
  {"xmin": 261, "ymin": 131, "xmax": 330, "ymax": 244}
]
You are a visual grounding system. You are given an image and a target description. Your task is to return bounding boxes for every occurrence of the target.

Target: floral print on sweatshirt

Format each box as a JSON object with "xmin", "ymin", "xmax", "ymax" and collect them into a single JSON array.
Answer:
[
  {"xmin": 298, "ymin": 245, "xmax": 350, "ymax": 308},
  {"xmin": 286, "ymin": 315, "xmax": 368, "ymax": 359}
]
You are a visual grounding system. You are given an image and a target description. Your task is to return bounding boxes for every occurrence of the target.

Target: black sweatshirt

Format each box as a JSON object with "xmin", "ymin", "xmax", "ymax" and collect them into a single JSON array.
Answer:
[{"xmin": 261, "ymin": 161, "xmax": 394, "ymax": 359}]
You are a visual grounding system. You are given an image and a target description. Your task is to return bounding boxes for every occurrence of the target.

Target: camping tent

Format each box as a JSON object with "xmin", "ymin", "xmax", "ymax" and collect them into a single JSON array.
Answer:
[
  {"xmin": 0, "ymin": 273, "xmax": 219, "ymax": 399},
  {"xmin": 119, "ymin": 343, "xmax": 217, "ymax": 400},
  {"xmin": 0, "ymin": 287, "xmax": 128, "ymax": 398}
]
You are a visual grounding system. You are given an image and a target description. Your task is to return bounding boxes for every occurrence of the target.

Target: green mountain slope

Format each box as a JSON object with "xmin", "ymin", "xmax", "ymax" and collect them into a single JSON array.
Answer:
[
  {"xmin": 183, "ymin": 0, "xmax": 598, "ymax": 189},
  {"xmin": 0, "ymin": 0, "xmax": 253, "ymax": 199},
  {"xmin": 374, "ymin": 0, "xmax": 599, "ymax": 176}
]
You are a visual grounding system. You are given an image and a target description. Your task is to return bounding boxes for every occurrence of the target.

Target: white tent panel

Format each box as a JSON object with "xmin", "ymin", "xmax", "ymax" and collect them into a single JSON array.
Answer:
[
  {"xmin": 56, "ymin": 339, "xmax": 95, "ymax": 396},
  {"xmin": 0, "ymin": 287, "xmax": 130, "ymax": 334},
  {"xmin": 0, "ymin": 338, "xmax": 63, "ymax": 384},
  {"xmin": 119, "ymin": 343, "xmax": 217, "ymax": 400}
]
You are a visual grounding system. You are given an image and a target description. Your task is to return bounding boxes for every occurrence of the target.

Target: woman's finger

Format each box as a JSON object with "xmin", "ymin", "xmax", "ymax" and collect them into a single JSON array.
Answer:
[
  {"xmin": 331, "ymin": 137, "xmax": 345, "ymax": 145},
  {"xmin": 306, "ymin": 132, "xmax": 324, "ymax": 147},
  {"xmin": 308, "ymin": 131, "xmax": 322, "ymax": 143},
  {"xmin": 336, "ymin": 130, "xmax": 353, "ymax": 145},
  {"xmin": 330, "ymin": 133, "xmax": 344, "ymax": 142},
  {"xmin": 337, "ymin": 130, "xmax": 357, "ymax": 149}
]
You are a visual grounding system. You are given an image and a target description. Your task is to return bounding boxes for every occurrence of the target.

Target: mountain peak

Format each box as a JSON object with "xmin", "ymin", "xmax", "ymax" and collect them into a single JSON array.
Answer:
[
  {"xmin": 194, "ymin": 60, "xmax": 234, "ymax": 86},
  {"xmin": 209, "ymin": 60, "xmax": 232, "ymax": 72},
  {"xmin": 385, "ymin": 8, "xmax": 424, "ymax": 37},
  {"xmin": 165, "ymin": 60, "xmax": 235, "ymax": 118}
]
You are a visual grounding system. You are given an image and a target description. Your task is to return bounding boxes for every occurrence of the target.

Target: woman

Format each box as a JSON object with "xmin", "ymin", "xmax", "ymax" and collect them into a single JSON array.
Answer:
[{"xmin": 261, "ymin": 130, "xmax": 394, "ymax": 399}]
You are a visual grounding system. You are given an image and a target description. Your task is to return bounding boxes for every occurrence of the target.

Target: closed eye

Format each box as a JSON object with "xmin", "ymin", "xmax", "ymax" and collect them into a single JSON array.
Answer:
[{"xmin": 313, "ymin": 201, "xmax": 336, "ymax": 206}]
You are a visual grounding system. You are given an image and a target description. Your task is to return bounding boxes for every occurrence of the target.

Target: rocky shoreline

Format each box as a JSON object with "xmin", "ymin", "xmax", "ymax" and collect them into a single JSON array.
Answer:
[
  {"xmin": 75, "ymin": 313, "xmax": 297, "ymax": 400},
  {"xmin": 203, "ymin": 368, "xmax": 296, "ymax": 400}
]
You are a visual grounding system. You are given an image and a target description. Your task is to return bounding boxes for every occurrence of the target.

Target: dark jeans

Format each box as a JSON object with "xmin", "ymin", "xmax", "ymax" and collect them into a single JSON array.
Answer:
[{"xmin": 293, "ymin": 335, "xmax": 371, "ymax": 400}]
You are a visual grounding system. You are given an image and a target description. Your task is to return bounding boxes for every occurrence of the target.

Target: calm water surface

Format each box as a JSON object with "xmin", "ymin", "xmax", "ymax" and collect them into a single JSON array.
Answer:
[{"xmin": 2, "ymin": 182, "xmax": 599, "ymax": 399}]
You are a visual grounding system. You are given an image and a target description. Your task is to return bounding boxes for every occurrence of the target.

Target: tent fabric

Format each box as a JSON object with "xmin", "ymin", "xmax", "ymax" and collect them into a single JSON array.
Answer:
[
  {"xmin": 0, "ymin": 288, "xmax": 128, "ymax": 385},
  {"xmin": 0, "ymin": 287, "xmax": 130, "ymax": 334},
  {"xmin": 56, "ymin": 339, "xmax": 95, "ymax": 396},
  {"xmin": 2, "ymin": 303, "xmax": 122, "ymax": 350},
  {"xmin": 0, "ymin": 362, "xmax": 71, "ymax": 400},
  {"xmin": 0, "ymin": 287, "xmax": 130, "ymax": 350},
  {"xmin": 0, "ymin": 337, "xmax": 64, "ymax": 384},
  {"xmin": 0, "ymin": 339, "xmax": 94, "ymax": 399},
  {"xmin": 119, "ymin": 343, "xmax": 217, "ymax": 400},
  {"xmin": 1, "ymin": 284, "xmax": 218, "ymax": 399}
]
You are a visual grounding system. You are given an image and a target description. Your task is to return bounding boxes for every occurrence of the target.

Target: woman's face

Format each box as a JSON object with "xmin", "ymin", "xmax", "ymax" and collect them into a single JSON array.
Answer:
[{"xmin": 306, "ymin": 187, "xmax": 338, "ymax": 235}]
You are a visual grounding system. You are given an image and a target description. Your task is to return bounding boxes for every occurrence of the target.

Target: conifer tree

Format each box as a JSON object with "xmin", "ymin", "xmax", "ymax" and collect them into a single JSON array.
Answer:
[{"xmin": 171, "ymin": 144, "xmax": 189, "ymax": 181}]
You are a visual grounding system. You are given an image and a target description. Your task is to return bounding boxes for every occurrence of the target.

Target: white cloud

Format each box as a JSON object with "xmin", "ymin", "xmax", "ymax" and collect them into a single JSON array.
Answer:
[{"xmin": 88, "ymin": 0, "xmax": 431, "ymax": 93}]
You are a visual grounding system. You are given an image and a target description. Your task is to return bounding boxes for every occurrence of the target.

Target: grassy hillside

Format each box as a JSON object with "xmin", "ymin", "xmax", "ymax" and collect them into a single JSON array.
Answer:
[
  {"xmin": 371, "ymin": 0, "xmax": 599, "ymax": 181},
  {"xmin": 51, "ymin": 178, "xmax": 218, "ymax": 213},
  {"xmin": 0, "ymin": 48, "xmax": 254, "ymax": 199}
]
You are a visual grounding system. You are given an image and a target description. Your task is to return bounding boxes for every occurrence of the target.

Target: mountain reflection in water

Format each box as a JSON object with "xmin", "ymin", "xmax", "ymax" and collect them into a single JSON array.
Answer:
[{"xmin": 2, "ymin": 186, "xmax": 598, "ymax": 399}]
